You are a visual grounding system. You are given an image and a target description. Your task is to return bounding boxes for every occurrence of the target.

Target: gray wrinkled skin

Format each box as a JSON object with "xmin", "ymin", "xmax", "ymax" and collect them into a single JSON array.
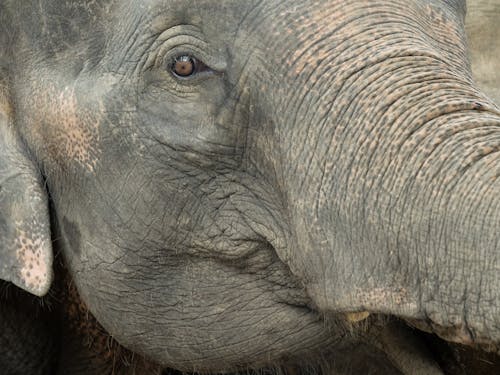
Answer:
[{"xmin": 0, "ymin": 0, "xmax": 499, "ymax": 373}]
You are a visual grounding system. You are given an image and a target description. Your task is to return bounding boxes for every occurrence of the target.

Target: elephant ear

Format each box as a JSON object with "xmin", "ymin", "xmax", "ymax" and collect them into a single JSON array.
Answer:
[{"xmin": 0, "ymin": 77, "xmax": 53, "ymax": 297}]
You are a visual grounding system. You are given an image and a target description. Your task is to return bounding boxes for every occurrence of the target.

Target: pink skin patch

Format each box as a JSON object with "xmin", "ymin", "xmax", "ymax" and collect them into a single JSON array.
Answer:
[
  {"xmin": 30, "ymin": 86, "xmax": 103, "ymax": 173},
  {"xmin": 52, "ymin": 87, "xmax": 101, "ymax": 172},
  {"xmin": 26, "ymin": 83, "xmax": 103, "ymax": 173},
  {"xmin": 14, "ymin": 222, "xmax": 51, "ymax": 296}
]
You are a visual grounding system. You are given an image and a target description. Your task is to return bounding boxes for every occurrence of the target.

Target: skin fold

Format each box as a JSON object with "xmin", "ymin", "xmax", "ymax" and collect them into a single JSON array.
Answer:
[{"xmin": 0, "ymin": 0, "xmax": 499, "ymax": 373}]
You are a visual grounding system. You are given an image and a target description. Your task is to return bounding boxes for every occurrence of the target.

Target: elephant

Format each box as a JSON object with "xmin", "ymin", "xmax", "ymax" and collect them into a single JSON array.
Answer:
[{"xmin": 0, "ymin": 0, "xmax": 499, "ymax": 373}]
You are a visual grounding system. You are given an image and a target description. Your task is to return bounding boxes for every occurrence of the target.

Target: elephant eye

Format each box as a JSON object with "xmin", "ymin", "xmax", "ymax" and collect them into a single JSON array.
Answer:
[{"xmin": 170, "ymin": 55, "xmax": 210, "ymax": 79}]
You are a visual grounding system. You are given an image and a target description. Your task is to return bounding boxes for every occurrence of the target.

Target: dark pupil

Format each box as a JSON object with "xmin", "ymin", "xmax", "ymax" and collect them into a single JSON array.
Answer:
[{"xmin": 174, "ymin": 56, "xmax": 195, "ymax": 77}]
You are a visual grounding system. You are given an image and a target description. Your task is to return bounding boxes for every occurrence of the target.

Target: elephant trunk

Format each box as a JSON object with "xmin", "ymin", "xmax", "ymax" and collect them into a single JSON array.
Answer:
[
  {"xmin": 275, "ymin": 73, "xmax": 500, "ymax": 346},
  {"xmin": 274, "ymin": 84, "xmax": 498, "ymax": 345},
  {"xmin": 246, "ymin": 0, "xmax": 500, "ymax": 348}
]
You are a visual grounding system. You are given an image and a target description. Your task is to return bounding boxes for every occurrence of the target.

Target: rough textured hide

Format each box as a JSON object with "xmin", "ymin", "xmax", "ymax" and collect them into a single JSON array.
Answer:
[{"xmin": 0, "ymin": 0, "xmax": 499, "ymax": 374}]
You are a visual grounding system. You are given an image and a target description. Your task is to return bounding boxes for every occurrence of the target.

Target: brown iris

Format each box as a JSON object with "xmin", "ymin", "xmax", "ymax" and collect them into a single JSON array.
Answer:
[{"xmin": 172, "ymin": 55, "xmax": 196, "ymax": 77}]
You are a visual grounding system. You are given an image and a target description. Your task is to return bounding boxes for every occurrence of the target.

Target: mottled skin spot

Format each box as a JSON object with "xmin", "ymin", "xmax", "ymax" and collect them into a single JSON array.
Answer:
[
  {"xmin": 15, "ymin": 225, "xmax": 50, "ymax": 296},
  {"xmin": 50, "ymin": 88, "xmax": 101, "ymax": 172},
  {"xmin": 7, "ymin": 178, "xmax": 53, "ymax": 296},
  {"xmin": 25, "ymin": 83, "xmax": 102, "ymax": 173}
]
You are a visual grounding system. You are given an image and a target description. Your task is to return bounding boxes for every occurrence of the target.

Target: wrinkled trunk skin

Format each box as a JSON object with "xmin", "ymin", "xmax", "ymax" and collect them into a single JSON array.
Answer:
[{"xmin": 249, "ymin": 0, "xmax": 500, "ymax": 346}]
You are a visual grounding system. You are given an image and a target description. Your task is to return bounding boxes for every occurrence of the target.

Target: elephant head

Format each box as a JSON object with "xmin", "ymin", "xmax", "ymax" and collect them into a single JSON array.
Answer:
[{"xmin": 0, "ymin": 0, "xmax": 499, "ymax": 372}]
